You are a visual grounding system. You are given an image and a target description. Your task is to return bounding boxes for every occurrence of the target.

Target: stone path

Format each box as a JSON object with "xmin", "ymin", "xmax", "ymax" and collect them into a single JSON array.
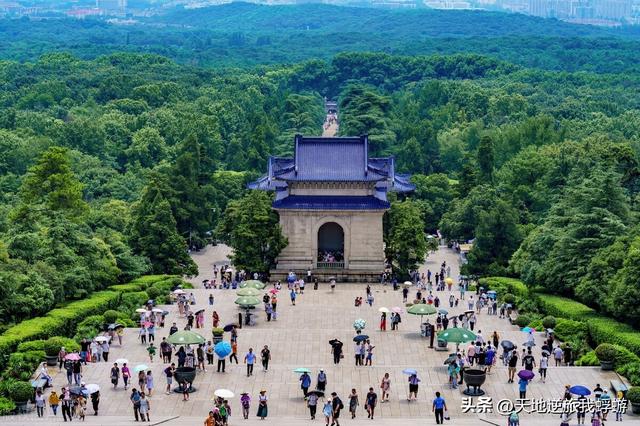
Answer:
[
  {"xmin": 322, "ymin": 114, "xmax": 338, "ymax": 137},
  {"xmin": 8, "ymin": 244, "xmax": 638, "ymax": 425}
]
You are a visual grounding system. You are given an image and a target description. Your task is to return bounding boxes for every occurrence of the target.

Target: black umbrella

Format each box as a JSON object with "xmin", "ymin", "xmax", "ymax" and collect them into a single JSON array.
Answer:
[
  {"xmin": 308, "ymin": 390, "xmax": 325, "ymax": 397},
  {"xmin": 353, "ymin": 335, "xmax": 369, "ymax": 343},
  {"xmin": 444, "ymin": 353, "xmax": 457, "ymax": 365},
  {"xmin": 223, "ymin": 324, "xmax": 239, "ymax": 332},
  {"xmin": 501, "ymin": 340, "xmax": 515, "ymax": 350},
  {"xmin": 68, "ymin": 386, "xmax": 87, "ymax": 396},
  {"xmin": 195, "ymin": 309, "xmax": 205, "ymax": 315}
]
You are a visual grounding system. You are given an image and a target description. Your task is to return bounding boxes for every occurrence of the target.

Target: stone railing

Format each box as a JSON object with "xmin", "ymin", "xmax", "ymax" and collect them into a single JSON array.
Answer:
[{"xmin": 317, "ymin": 261, "xmax": 345, "ymax": 269}]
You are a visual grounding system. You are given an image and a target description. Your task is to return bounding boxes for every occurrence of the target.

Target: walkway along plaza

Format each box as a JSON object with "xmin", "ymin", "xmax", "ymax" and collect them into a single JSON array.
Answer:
[{"xmin": 2, "ymin": 244, "xmax": 637, "ymax": 426}]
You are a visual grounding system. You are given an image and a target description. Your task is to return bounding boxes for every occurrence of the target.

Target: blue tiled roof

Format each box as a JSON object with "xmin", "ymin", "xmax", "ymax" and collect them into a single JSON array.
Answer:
[{"xmin": 273, "ymin": 196, "xmax": 390, "ymax": 210}]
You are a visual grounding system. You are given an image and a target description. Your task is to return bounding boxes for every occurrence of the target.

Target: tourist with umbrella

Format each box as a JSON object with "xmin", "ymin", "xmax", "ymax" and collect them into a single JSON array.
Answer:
[
  {"xmin": 330, "ymin": 339, "xmax": 343, "ymax": 364},
  {"xmin": 307, "ymin": 389, "xmax": 320, "ymax": 419},
  {"xmin": 517, "ymin": 370, "xmax": 534, "ymax": 398},
  {"xmin": 240, "ymin": 392, "xmax": 251, "ymax": 419},
  {"xmin": 215, "ymin": 341, "xmax": 231, "ymax": 373},
  {"xmin": 438, "ymin": 327, "xmax": 477, "ymax": 352},
  {"xmin": 403, "ymin": 369, "xmax": 420, "ymax": 401},
  {"xmin": 299, "ymin": 370, "xmax": 312, "ymax": 397}
]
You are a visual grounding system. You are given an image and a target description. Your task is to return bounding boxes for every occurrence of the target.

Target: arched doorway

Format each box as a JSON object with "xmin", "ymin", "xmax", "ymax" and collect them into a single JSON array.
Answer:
[{"xmin": 317, "ymin": 222, "xmax": 344, "ymax": 267}]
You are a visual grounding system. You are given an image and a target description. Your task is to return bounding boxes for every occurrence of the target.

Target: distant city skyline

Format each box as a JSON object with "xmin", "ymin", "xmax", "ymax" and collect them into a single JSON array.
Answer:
[{"xmin": 0, "ymin": 0, "xmax": 638, "ymax": 25}]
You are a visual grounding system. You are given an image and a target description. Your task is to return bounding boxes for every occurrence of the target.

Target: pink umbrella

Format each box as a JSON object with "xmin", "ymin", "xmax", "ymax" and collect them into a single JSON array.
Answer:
[
  {"xmin": 143, "ymin": 322, "xmax": 153, "ymax": 328},
  {"xmin": 392, "ymin": 307, "xmax": 403, "ymax": 313},
  {"xmin": 268, "ymin": 289, "xmax": 279, "ymax": 294},
  {"xmin": 64, "ymin": 353, "xmax": 81, "ymax": 361}
]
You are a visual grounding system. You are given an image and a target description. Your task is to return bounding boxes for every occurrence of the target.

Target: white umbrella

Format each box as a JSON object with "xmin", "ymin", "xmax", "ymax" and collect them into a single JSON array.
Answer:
[
  {"xmin": 226, "ymin": 268, "xmax": 233, "ymax": 273},
  {"xmin": 134, "ymin": 364, "xmax": 149, "ymax": 373},
  {"xmin": 173, "ymin": 289, "xmax": 185, "ymax": 294},
  {"xmin": 135, "ymin": 308, "xmax": 148, "ymax": 313},
  {"xmin": 378, "ymin": 307, "xmax": 390, "ymax": 313},
  {"xmin": 85, "ymin": 384, "xmax": 100, "ymax": 394},
  {"xmin": 152, "ymin": 308, "xmax": 164, "ymax": 313},
  {"xmin": 115, "ymin": 358, "xmax": 129, "ymax": 365},
  {"xmin": 214, "ymin": 389, "xmax": 235, "ymax": 399},
  {"xmin": 94, "ymin": 336, "xmax": 109, "ymax": 343},
  {"xmin": 403, "ymin": 281, "xmax": 413, "ymax": 287}
]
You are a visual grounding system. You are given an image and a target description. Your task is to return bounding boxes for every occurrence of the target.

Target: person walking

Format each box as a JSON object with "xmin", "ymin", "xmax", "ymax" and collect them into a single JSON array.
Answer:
[
  {"xmin": 101, "ymin": 341, "xmax": 110, "ymax": 362},
  {"xmin": 147, "ymin": 343, "xmax": 156, "ymax": 363},
  {"xmin": 110, "ymin": 363, "xmax": 120, "ymax": 389},
  {"xmin": 61, "ymin": 388, "xmax": 73, "ymax": 422},
  {"xmin": 379, "ymin": 312, "xmax": 386, "ymax": 331},
  {"xmin": 139, "ymin": 392, "xmax": 150, "ymax": 422},
  {"xmin": 217, "ymin": 351, "xmax": 226, "ymax": 373},
  {"xmin": 331, "ymin": 339, "xmax": 343, "ymax": 364},
  {"xmin": 408, "ymin": 373, "xmax": 420, "ymax": 401},
  {"xmin": 323, "ymin": 399, "xmax": 333, "ymax": 426},
  {"xmin": 331, "ymin": 392, "xmax": 344, "ymax": 426},
  {"xmin": 90, "ymin": 390, "xmax": 99, "ymax": 415},
  {"xmin": 300, "ymin": 372, "xmax": 311, "ymax": 397},
  {"xmin": 365, "ymin": 387, "xmax": 377, "ymax": 419},
  {"xmin": 164, "ymin": 363, "xmax": 175, "ymax": 395},
  {"xmin": 380, "ymin": 373, "xmax": 391, "ymax": 402},
  {"xmin": 508, "ymin": 350, "xmax": 518, "ymax": 383},
  {"xmin": 130, "ymin": 388, "xmax": 141, "ymax": 421},
  {"xmin": 138, "ymin": 370, "xmax": 146, "ymax": 391},
  {"xmin": 35, "ymin": 390, "xmax": 46, "ymax": 417},
  {"xmin": 539, "ymin": 352, "xmax": 549, "ymax": 383},
  {"xmin": 317, "ymin": 369, "xmax": 327, "ymax": 392},
  {"xmin": 161, "ymin": 338, "xmax": 172, "ymax": 363},
  {"xmin": 365, "ymin": 341, "xmax": 375, "ymax": 366},
  {"xmin": 308, "ymin": 391, "xmax": 318, "ymax": 419},
  {"xmin": 518, "ymin": 377, "xmax": 529, "ymax": 399},
  {"xmin": 261, "ymin": 345, "xmax": 271, "ymax": 372},
  {"xmin": 256, "ymin": 390, "xmax": 268, "ymax": 420},
  {"xmin": 290, "ymin": 288, "xmax": 297, "ymax": 305},
  {"xmin": 229, "ymin": 341, "xmax": 239, "ymax": 364},
  {"xmin": 240, "ymin": 393, "xmax": 251, "ymax": 419},
  {"xmin": 244, "ymin": 348, "xmax": 255, "ymax": 377},
  {"xmin": 508, "ymin": 410, "xmax": 520, "ymax": 426},
  {"xmin": 49, "ymin": 390, "xmax": 60, "ymax": 416},
  {"xmin": 432, "ymin": 391, "xmax": 447, "ymax": 425},
  {"xmin": 348, "ymin": 389, "xmax": 359, "ymax": 419},
  {"xmin": 146, "ymin": 371, "xmax": 154, "ymax": 396}
]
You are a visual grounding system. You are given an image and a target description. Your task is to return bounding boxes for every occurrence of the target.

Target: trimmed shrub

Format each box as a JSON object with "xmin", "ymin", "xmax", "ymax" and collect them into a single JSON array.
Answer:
[
  {"xmin": 7, "ymin": 381, "xmax": 33, "ymax": 403},
  {"xmin": 587, "ymin": 317, "xmax": 640, "ymax": 357},
  {"xmin": 146, "ymin": 286, "xmax": 162, "ymax": 300},
  {"xmin": 595, "ymin": 343, "xmax": 617, "ymax": 362},
  {"xmin": 43, "ymin": 337, "xmax": 80, "ymax": 357},
  {"xmin": 575, "ymin": 351, "xmax": 599, "ymax": 366},
  {"xmin": 502, "ymin": 293, "xmax": 515, "ymax": 304},
  {"xmin": 554, "ymin": 319, "xmax": 588, "ymax": 342},
  {"xmin": 103, "ymin": 310, "xmax": 121, "ymax": 324},
  {"xmin": 128, "ymin": 275, "xmax": 178, "ymax": 289},
  {"xmin": 515, "ymin": 314, "xmax": 534, "ymax": 328},
  {"xmin": 613, "ymin": 345, "xmax": 640, "ymax": 367},
  {"xmin": 527, "ymin": 318, "xmax": 543, "ymax": 330},
  {"xmin": 626, "ymin": 386, "xmax": 640, "ymax": 403},
  {"xmin": 3, "ymin": 351, "xmax": 46, "ymax": 381},
  {"xmin": 73, "ymin": 315, "xmax": 105, "ymax": 341},
  {"xmin": 108, "ymin": 283, "xmax": 142, "ymax": 293},
  {"xmin": 535, "ymin": 294, "xmax": 596, "ymax": 320},
  {"xmin": 542, "ymin": 316, "xmax": 557, "ymax": 330},
  {"xmin": 0, "ymin": 397, "xmax": 15, "ymax": 415},
  {"xmin": 16, "ymin": 340, "xmax": 45, "ymax": 353},
  {"xmin": 517, "ymin": 299, "xmax": 539, "ymax": 314}
]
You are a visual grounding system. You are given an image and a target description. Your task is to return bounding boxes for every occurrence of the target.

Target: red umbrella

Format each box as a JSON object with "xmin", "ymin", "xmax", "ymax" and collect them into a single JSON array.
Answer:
[
  {"xmin": 143, "ymin": 321, "xmax": 153, "ymax": 328},
  {"xmin": 268, "ymin": 289, "xmax": 279, "ymax": 294}
]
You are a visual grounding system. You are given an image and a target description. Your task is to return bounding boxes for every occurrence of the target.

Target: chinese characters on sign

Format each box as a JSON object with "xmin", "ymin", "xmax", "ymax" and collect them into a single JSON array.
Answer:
[{"xmin": 461, "ymin": 397, "xmax": 628, "ymax": 415}]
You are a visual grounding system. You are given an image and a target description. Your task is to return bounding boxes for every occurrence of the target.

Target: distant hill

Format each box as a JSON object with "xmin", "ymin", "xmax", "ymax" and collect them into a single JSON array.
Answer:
[{"xmin": 154, "ymin": 2, "xmax": 638, "ymax": 38}]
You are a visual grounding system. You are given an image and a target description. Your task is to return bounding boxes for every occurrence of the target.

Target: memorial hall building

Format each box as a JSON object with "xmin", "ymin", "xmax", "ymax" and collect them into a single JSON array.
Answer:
[{"xmin": 249, "ymin": 135, "xmax": 414, "ymax": 281}]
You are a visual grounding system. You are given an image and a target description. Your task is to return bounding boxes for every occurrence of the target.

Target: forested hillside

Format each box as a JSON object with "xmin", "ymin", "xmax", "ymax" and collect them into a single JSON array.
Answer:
[
  {"xmin": 2, "ymin": 3, "xmax": 640, "ymax": 73},
  {"xmin": 1, "ymin": 45, "xmax": 640, "ymax": 326}
]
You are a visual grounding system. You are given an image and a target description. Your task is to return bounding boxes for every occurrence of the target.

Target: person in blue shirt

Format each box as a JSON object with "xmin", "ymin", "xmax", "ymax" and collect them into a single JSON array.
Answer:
[
  {"xmin": 518, "ymin": 377, "xmax": 529, "ymax": 399},
  {"xmin": 432, "ymin": 391, "xmax": 447, "ymax": 424},
  {"xmin": 290, "ymin": 289, "xmax": 297, "ymax": 306},
  {"xmin": 300, "ymin": 372, "xmax": 311, "ymax": 397},
  {"xmin": 244, "ymin": 348, "xmax": 255, "ymax": 377}
]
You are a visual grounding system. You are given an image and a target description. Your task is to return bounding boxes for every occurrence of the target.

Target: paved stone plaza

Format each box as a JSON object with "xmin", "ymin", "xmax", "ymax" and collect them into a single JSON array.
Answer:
[{"xmin": 2, "ymin": 244, "xmax": 638, "ymax": 426}]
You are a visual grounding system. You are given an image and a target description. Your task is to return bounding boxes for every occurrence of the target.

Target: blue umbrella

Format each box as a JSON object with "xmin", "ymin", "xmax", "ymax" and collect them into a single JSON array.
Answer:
[
  {"xmin": 402, "ymin": 368, "xmax": 417, "ymax": 375},
  {"xmin": 214, "ymin": 341, "xmax": 232, "ymax": 358},
  {"xmin": 353, "ymin": 334, "xmax": 369, "ymax": 343},
  {"xmin": 569, "ymin": 385, "xmax": 591, "ymax": 396}
]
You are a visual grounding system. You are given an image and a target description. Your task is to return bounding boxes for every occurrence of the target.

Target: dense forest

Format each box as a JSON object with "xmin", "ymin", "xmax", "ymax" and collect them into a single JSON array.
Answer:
[
  {"xmin": 1, "ymin": 5, "xmax": 640, "ymax": 330},
  {"xmin": 3, "ymin": 4, "xmax": 640, "ymax": 73}
]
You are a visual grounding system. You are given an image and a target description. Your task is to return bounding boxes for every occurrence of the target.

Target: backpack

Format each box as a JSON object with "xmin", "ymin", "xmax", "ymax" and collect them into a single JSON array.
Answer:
[
  {"xmin": 509, "ymin": 412, "xmax": 519, "ymax": 422},
  {"xmin": 336, "ymin": 397, "xmax": 344, "ymax": 410},
  {"xmin": 396, "ymin": 314, "xmax": 402, "ymax": 323}
]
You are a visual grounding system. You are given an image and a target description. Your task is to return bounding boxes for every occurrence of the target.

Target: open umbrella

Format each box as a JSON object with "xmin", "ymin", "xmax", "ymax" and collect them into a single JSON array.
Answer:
[
  {"xmin": 437, "ymin": 328, "xmax": 476, "ymax": 344},
  {"xmin": 353, "ymin": 319, "xmax": 366, "ymax": 330},
  {"xmin": 195, "ymin": 309, "xmax": 205, "ymax": 315},
  {"xmin": 239, "ymin": 280, "xmax": 266, "ymax": 290},
  {"xmin": 438, "ymin": 309, "xmax": 449, "ymax": 315},
  {"xmin": 107, "ymin": 323, "xmax": 124, "ymax": 330},
  {"xmin": 268, "ymin": 289, "xmax": 279, "ymax": 295},
  {"xmin": 486, "ymin": 290, "xmax": 497, "ymax": 295},
  {"xmin": 68, "ymin": 386, "xmax": 86, "ymax": 396},
  {"xmin": 223, "ymin": 324, "xmax": 239, "ymax": 332},
  {"xmin": 353, "ymin": 334, "xmax": 369, "ymax": 343},
  {"xmin": 308, "ymin": 390, "xmax": 325, "ymax": 397},
  {"xmin": 523, "ymin": 341, "xmax": 536, "ymax": 347},
  {"xmin": 115, "ymin": 358, "xmax": 129, "ymax": 365},
  {"xmin": 237, "ymin": 287, "xmax": 261, "ymax": 297},
  {"xmin": 234, "ymin": 296, "xmax": 261, "ymax": 306},
  {"xmin": 403, "ymin": 281, "xmax": 413, "ymax": 287},
  {"xmin": 378, "ymin": 307, "xmax": 390, "ymax": 313},
  {"xmin": 166, "ymin": 330, "xmax": 206, "ymax": 345},
  {"xmin": 214, "ymin": 341, "xmax": 232, "ymax": 358},
  {"xmin": 152, "ymin": 308, "xmax": 164, "ymax": 313},
  {"xmin": 444, "ymin": 353, "xmax": 458, "ymax": 365},
  {"xmin": 569, "ymin": 385, "xmax": 591, "ymax": 396},
  {"xmin": 293, "ymin": 367, "xmax": 311, "ymax": 374},
  {"xmin": 143, "ymin": 321, "xmax": 153, "ymax": 328},
  {"xmin": 501, "ymin": 340, "xmax": 515, "ymax": 350},
  {"xmin": 134, "ymin": 364, "xmax": 149, "ymax": 373},
  {"xmin": 407, "ymin": 304, "xmax": 437, "ymax": 316},
  {"xmin": 445, "ymin": 277, "xmax": 453, "ymax": 285},
  {"xmin": 402, "ymin": 368, "xmax": 417, "ymax": 375},
  {"xmin": 85, "ymin": 384, "xmax": 100, "ymax": 394},
  {"xmin": 464, "ymin": 310, "xmax": 474, "ymax": 315},
  {"xmin": 94, "ymin": 336, "xmax": 109, "ymax": 343},
  {"xmin": 64, "ymin": 353, "xmax": 81, "ymax": 361},
  {"xmin": 521, "ymin": 327, "xmax": 535, "ymax": 333},
  {"xmin": 392, "ymin": 307, "xmax": 403, "ymax": 313},
  {"xmin": 135, "ymin": 308, "xmax": 148, "ymax": 313},
  {"xmin": 173, "ymin": 289, "xmax": 185, "ymax": 294},
  {"xmin": 518, "ymin": 370, "xmax": 535, "ymax": 380},
  {"xmin": 214, "ymin": 389, "xmax": 234, "ymax": 399}
]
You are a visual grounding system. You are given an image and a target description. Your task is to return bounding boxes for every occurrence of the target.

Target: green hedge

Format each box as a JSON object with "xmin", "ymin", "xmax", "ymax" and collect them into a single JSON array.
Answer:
[
  {"xmin": 535, "ymin": 294, "xmax": 597, "ymax": 320},
  {"xmin": 554, "ymin": 318, "xmax": 588, "ymax": 342},
  {"xmin": 0, "ymin": 397, "xmax": 15, "ymax": 415},
  {"xmin": 108, "ymin": 283, "xmax": 143, "ymax": 292},
  {"xmin": 587, "ymin": 317, "xmax": 640, "ymax": 356},
  {"xmin": 480, "ymin": 277, "xmax": 529, "ymax": 298}
]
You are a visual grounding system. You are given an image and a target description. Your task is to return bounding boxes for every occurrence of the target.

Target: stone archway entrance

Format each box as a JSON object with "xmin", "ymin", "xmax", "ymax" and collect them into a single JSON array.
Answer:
[{"xmin": 317, "ymin": 222, "xmax": 344, "ymax": 268}]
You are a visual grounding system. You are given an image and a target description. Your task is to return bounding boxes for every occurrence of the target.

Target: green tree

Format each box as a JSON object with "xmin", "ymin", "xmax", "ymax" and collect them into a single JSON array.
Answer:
[
  {"xmin": 385, "ymin": 200, "xmax": 427, "ymax": 278},
  {"xmin": 477, "ymin": 135, "xmax": 495, "ymax": 183},
  {"xmin": 129, "ymin": 180, "xmax": 198, "ymax": 276},
  {"xmin": 216, "ymin": 191, "xmax": 287, "ymax": 273}
]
